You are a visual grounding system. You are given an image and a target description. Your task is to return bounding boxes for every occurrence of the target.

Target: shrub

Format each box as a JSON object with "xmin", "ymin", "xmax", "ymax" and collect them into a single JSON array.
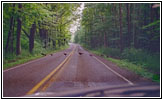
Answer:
[
  {"xmin": 122, "ymin": 48, "xmax": 160, "ymax": 73},
  {"xmin": 89, "ymin": 47, "xmax": 160, "ymax": 82},
  {"xmin": 95, "ymin": 47, "xmax": 121, "ymax": 58}
]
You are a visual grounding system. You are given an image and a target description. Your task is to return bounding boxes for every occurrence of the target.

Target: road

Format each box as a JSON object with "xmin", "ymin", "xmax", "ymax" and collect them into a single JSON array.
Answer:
[{"xmin": 3, "ymin": 43, "xmax": 160, "ymax": 97}]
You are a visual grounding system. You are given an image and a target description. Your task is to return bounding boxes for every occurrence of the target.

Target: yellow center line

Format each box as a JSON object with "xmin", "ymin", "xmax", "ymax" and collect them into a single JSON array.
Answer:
[
  {"xmin": 26, "ymin": 46, "xmax": 76, "ymax": 95},
  {"xmin": 40, "ymin": 50, "xmax": 74, "ymax": 92}
]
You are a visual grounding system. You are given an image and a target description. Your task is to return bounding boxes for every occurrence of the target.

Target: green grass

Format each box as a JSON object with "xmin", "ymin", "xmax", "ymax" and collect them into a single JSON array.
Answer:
[
  {"xmin": 3, "ymin": 45, "xmax": 69, "ymax": 70},
  {"xmin": 4, "ymin": 55, "xmax": 42, "ymax": 69},
  {"xmin": 90, "ymin": 49, "xmax": 160, "ymax": 83},
  {"xmin": 121, "ymin": 48, "xmax": 160, "ymax": 73},
  {"xmin": 107, "ymin": 58, "xmax": 159, "ymax": 82}
]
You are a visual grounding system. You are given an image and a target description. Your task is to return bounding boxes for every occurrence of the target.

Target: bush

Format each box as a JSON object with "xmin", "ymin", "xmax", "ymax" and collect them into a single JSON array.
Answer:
[
  {"xmin": 3, "ymin": 43, "xmax": 69, "ymax": 69},
  {"xmin": 122, "ymin": 48, "xmax": 145, "ymax": 63},
  {"xmin": 122, "ymin": 48, "xmax": 160, "ymax": 73},
  {"xmin": 95, "ymin": 47, "xmax": 121, "ymax": 58},
  {"xmin": 89, "ymin": 47, "xmax": 160, "ymax": 82},
  {"xmin": 91, "ymin": 47, "xmax": 160, "ymax": 74}
]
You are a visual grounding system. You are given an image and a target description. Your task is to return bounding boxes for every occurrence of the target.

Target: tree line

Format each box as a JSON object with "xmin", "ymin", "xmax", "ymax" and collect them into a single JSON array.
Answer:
[
  {"xmin": 75, "ymin": 3, "xmax": 160, "ymax": 53},
  {"xmin": 3, "ymin": 3, "xmax": 79, "ymax": 55}
]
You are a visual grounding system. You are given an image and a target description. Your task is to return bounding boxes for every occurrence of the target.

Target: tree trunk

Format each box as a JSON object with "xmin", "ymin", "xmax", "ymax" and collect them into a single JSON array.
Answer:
[
  {"xmin": 132, "ymin": 4, "xmax": 136, "ymax": 48},
  {"xmin": 104, "ymin": 31, "xmax": 107, "ymax": 47},
  {"xmin": 5, "ymin": 16, "xmax": 14, "ymax": 52},
  {"xmin": 10, "ymin": 18, "xmax": 15, "ymax": 53},
  {"xmin": 126, "ymin": 3, "xmax": 131, "ymax": 47},
  {"xmin": 119, "ymin": 4, "xmax": 123, "ymax": 52},
  {"xmin": 100, "ymin": 15, "xmax": 107, "ymax": 48},
  {"xmin": 52, "ymin": 40, "xmax": 56, "ymax": 48},
  {"xmin": 149, "ymin": 4, "xmax": 155, "ymax": 52},
  {"xmin": 5, "ymin": 4, "xmax": 15, "ymax": 52},
  {"xmin": 84, "ymin": 29, "xmax": 86, "ymax": 44},
  {"xmin": 16, "ymin": 4, "xmax": 22, "ymax": 55},
  {"xmin": 29, "ymin": 22, "xmax": 36, "ymax": 53}
]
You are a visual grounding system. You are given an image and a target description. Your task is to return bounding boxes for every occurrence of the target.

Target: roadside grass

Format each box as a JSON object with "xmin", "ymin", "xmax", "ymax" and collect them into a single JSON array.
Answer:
[
  {"xmin": 3, "ymin": 45, "xmax": 69, "ymax": 70},
  {"xmin": 107, "ymin": 58, "xmax": 159, "ymax": 82},
  {"xmin": 91, "ymin": 50, "xmax": 160, "ymax": 83}
]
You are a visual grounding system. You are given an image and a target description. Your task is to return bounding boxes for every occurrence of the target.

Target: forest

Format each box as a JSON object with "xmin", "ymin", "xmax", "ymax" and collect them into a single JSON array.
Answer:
[
  {"xmin": 74, "ymin": 3, "xmax": 160, "ymax": 81},
  {"xmin": 3, "ymin": 3, "xmax": 80, "ymax": 68},
  {"xmin": 3, "ymin": 3, "xmax": 160, "ymax": 82}
]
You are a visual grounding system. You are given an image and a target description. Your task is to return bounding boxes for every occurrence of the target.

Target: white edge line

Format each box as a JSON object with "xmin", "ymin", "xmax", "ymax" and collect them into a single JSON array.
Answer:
[
  {"xmin": 3, "ymin": 45, "xmax": 73, "ymax": 72},
  {"xmin": 3, "ymin": 54, "xmax": 53, "ymax": 73},
  {"xmin": 93, "ymin": 56, "xmax": 134, "ymax": 85}
]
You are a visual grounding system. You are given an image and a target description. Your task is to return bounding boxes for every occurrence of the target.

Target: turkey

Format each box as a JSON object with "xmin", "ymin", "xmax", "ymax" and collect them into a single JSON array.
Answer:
[
  {"xmin": 64, "ymin": 52, "xmax": 67, "ymax": 56},
  {"xmin": 78, "ymin": 52, "xmax": 83, "ymax": 55},
  {"xmin": 100, "ymin": 54, "xmax": 104, "ymax": 57},
  {"xmin": 89, "ymin": 54, "xmax": 93, "ymax": 56}
]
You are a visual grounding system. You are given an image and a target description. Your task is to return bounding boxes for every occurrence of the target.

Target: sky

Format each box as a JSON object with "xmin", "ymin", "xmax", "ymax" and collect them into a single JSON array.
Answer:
[{"xmin": 70, "ymin": 3, "xmax": 85, "ymax": 42}]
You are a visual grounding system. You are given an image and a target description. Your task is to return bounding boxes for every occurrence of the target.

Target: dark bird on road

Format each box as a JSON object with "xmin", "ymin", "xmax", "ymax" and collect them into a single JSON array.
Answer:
[
  {"xmin": 64, "ymin": 52, "xmax": 67, "ymax": 56},
  {"xmin": 100, "ymin": 54, "xmax": 104, "ymax": 57},
  {"xmin": 79, "ymin": 52, "xmax": 83, "ymax": 55},
  {"xmin": 50, "ymin": 54, "xmax": 53, "ymax": 56},
  {"xmin": 89, "ymin": 54, "xmax": 93, "ymax": 56},
  {"xmin": 41, "ymin": 53, "xmax": 46, "ymax": 56}
]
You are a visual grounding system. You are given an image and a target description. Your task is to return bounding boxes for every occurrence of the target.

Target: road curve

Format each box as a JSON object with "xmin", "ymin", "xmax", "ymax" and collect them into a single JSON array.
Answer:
[{"xmin": 3, "ymin": 43, "xmax": 160, "ymax": 97}]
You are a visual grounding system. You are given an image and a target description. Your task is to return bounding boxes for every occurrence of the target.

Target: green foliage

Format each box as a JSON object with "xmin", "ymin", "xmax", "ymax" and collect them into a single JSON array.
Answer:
[
  {"xmin": 89, "ymin": 48, "xmax": 159, "ymax": 82},
  {"xmin": 122, "ymin": 48, "xmax": 145, "ymax": 62},
  {"xmin": 3, "ymin": 3, "xmax": 80, "ymax": 69},
  {"xmin": 3, "ymin": 44, "xmax": 69, "ymax": 69},
  {"xmin": 75, "ymin": 3, "xmax": 160, "ymax": 52},
  {"xmin": 95, "ymin": 47, "xmax": 121, "ymax": 58},
  {"xmin": 142, "ymin": 20, "xmax": 160, "ymax": 29},
  {"xmin": 122, "ymin": 48, "xmax": 160, "ymax": 73},
  {"xmin": 21, "ymin": 34, "xmax": 29, "ymax": 49},
  {"xmin": 107, "ymin": 57, "xmax": 159, "ymax": 82},
  {"xmin": 87, "ymin": 45, "xmax": 160, "ymax": 82},
  {"xmin": 91, "ymin": 46, "xmax": 160, "ymax": 75},
  {"xmin": 75, "ymin": 3, "xmax": 160, "ymax": 82}
]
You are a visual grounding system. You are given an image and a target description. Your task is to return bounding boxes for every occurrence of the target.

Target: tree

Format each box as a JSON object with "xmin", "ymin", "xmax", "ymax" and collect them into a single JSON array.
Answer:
[
  {"xmin": 5, "ymin": 4, "xmax": 15, "ymax": 53},
  {"xmin": 119, "ymin": 4, "xmax": 122, "ymax": 52},
  {"xmin": 16, "ymin": 4, "xmax": 22, "ymax": 55},
  {"xmin": 75, "ymin": 3, "xmax": 160, "ymax": 54},
  {"xmin": 29, "ymin": 22, "xmax": 36, "ymax": 53},
  {"xmin": 126, "ymin": 3, "xmax": 131, "ymax": 47}
]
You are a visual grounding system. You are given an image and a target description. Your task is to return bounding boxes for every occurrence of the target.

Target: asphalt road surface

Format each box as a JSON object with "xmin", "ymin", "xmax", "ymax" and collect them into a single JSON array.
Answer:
[{"xmin": 3, "ymin": 43, "xmax": 160, "ymax": 97}]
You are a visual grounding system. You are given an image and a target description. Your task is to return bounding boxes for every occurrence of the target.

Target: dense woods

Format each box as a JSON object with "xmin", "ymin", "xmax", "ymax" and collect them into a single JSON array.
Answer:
[
  {"xmin": 3, "ymin": 3, "xmax": 160, "ymax": 81},
  {"xmin": 75, "ymin": 3, "xmax": 160, "ymax": 52},
  {"xmin": 75, "ymin": 3, "xmax": 160, "ymax": 75},
  {"xmin": 3, "ymin": 3, "xmax": 79, "ymax": 66}
]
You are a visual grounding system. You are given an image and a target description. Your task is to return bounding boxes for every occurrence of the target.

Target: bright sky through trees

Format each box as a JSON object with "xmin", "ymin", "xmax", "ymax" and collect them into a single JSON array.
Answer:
[{"xmin": 70, "ymin": 3, "xmax": 84, "ymax": 42}]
